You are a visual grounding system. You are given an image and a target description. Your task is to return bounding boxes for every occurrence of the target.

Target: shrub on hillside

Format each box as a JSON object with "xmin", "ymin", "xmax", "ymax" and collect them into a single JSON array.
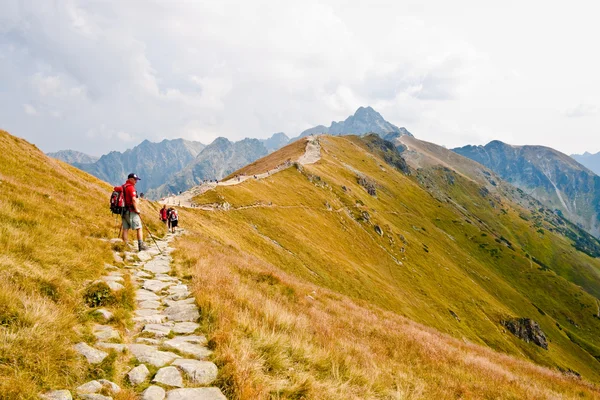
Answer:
[{"xmin": 83, "ymin": 282, "xmax": 116, "ymax": 308}]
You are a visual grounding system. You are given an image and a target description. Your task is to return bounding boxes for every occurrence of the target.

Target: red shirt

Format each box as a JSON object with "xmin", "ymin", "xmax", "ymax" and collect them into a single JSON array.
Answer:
[
  {"xmin": 123, "ymin": 182, "xmax": 137, "ymax": 211},
  {"xmin": 160, "ymin": 208, "xmax": 167, "ymax": 220}
]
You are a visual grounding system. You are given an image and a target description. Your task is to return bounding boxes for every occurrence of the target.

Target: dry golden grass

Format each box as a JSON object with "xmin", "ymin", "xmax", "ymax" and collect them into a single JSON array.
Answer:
[
  {"xmin": 173, "ymin": 229, "xmax": 600, "ymax": 399},
  {"xmin": 223, "ymin": 138, "xmax": 307, "ymax": 180},
  {"xmin": 0, "ymin": 130, "xmax": 165, "ymax": 398}
]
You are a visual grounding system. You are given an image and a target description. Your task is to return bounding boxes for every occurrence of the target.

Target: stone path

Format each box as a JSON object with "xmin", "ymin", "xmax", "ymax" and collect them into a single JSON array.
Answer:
[{"xmin": 41, "ymin": 232, "xmax": 226, "ymax": 400}]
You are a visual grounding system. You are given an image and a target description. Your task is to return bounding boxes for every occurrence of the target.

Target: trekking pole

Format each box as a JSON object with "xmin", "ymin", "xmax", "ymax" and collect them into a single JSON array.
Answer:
[
  {"xmin": 140, "ymin": 216, "xmax": 162, "ymax": 254},
  {"xmin": 115, "ymin": 215, "xmax": 122, "ymax": 239}
]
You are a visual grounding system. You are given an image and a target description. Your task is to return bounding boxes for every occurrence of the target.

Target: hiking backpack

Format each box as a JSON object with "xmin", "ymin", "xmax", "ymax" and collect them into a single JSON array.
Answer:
[
  {"xmin": 110, "ymin": 185, "xmax": 126, "ymax": 215},
  {"xmin": 170, "ymin": 210, "xmax": 178, "ymax": 221}
]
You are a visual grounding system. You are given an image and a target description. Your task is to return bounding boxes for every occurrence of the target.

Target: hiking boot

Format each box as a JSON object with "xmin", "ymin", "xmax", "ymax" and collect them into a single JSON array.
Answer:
[{"xmin": 138, "ymin": 241, "xmax": 148, "ymax": 251}]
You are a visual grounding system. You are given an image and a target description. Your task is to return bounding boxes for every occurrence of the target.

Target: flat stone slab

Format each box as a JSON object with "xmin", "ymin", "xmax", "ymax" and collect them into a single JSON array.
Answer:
[
  {"xmin": 163, "ymin": 337, "xmax": 211, "ymax": 359},
  {"xmin": 76, "ymin": 380, "xmax": 102, "ymax": 394},
  {"xmin": 133, "ymin": 314, "xmax": 168, "ymax": 324},
  {"xmin": 113, "ymin": 253, "xmax": 124, "ymax": 264},
  {"xmin": 143, "ymin": 279, "xmax": 173, "ymax": 293},
  {"xmin": 164, "ymin": 298, "xmax": 195, "ymax": 307},
  {"xmin": 102, "ymin": 275, "xmax": 124, "ymax": 283},
  {"xmin": 165, "ymin": 388, "xmax": 226, "ymax": 400},
  {"xmin": 40, "ymin": 390, "xmax": 73, "ymax": 400},
  {"xmin": 96, "ymin": 342, "xmax": 127, "ymax": 352},
  {"xmin": 139, "ymin": 300, "xmax": 162, "ymax": 309},
  {"xmin": 137, "ymin": 337, "xmax": 162, "ymax": 345},
  {"xmin": 168, "ymin": 284, "xmax": 188, "ymax": 294},
  {"xmin": 172, "ymin": 359, "xmax": 218, "ymax": 384},
  {"xmin": 128, "ymin": 344, "xmax": 180, "ymax": 367},
  {"xmin": 136, "ymin": 289, "xmax": 161, "ymax": 301},
  {"xmin": 155, "ymin": 274, "xmax": 180, "ymax": 282},
  {"xmin": 167, "ymin": 291, "xmax": 191, "ymax": 301},
  {"xmin": 73, "ymin": 343, "xmax": 108, "ymax": 364},
  {"xmin": 164, "ymin": 304, "xmax": 199, "ymax": 322},
  {"xmin": 172, "ymin": 322, "xmax": 199, "ymax": 334},
  {"xmin": 144, "ymin": 258, "xmax": 171, "ymax": 274},
  {"xmin": 142, "ymin": 386, "xmax": 166, "ymax": 400},
  {"xmin": 93, "ymin": 325, "xmax": 120, "ymax": 341},
  {"xmin": 153, "ymin": 366, "xmax": 183, "ymax": 388},
  {"xmin": 135, "ymin": 270, "xmax": 153, "ymax": 279},
  {"xmin": 136, "ymin": 309, "xmax": 162, "ymax": 317},
  {"xmin": 127, "ymin": 364, "xmax": 150, "ymax": 386},
  {"xmin": 138, "ymin": 251, "xmax": 153, "ymax": 262},
  {"xmin": 143, "ymin": 323, "xmax": 172, "ymax": 337}
]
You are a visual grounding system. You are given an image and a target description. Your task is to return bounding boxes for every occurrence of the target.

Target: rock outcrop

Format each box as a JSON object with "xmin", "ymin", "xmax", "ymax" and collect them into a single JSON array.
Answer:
[{"xmin": 502, "ymin": 318, "xmax": 548, "ymax": 349}]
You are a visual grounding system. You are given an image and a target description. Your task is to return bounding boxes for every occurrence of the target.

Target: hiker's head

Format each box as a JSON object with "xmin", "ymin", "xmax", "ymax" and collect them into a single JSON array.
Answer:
[{"xmin": 127, "ymin": 173, "xmax": 141, "ymax": 184}]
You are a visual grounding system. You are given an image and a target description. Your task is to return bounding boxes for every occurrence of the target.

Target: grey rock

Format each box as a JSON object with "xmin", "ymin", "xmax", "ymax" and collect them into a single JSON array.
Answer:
[
  {"xmin": 139, "ymin": 300, "xmax": 162, "ymax": 309},
  {"xmin": 152, "ymin": 366, "xmax": 184, "ymax": 388},
  {"xmin": 76, "ymin": 380, "xmax": 102, "ymax": 394},
  {"xmin": 127, "ymin": 364, "xmax": 150, "ymax": 385},
  {"xmin": 128, "ymin": 344, "xmax": 180, "ymax": 367},
  {"xmin": 172, "ymin": 322, "xmax": 200, "ymax": 334},
  {"xmin": 113, "ymin": 253, "xmax": 124, "ymax": 264},
  {"xmin": 135, "ymin": 270, "xmax": 153, "ymax": 279},
  {"xmin": 136, "ymin": 289, "xmax": 161, "ymax": 301},
  {"xmin": 138, "ymin": 251, "xmax": 153, "ymax": 262},
  {"xmin": 94, "ymin": 309, "xmax": 113, "ymax": 321},
  {"xmin": 73, "ymin": 343, "xmax": 108, "ymax": 364},
  {"xmin": 96, "ymin": 342, "xmax": 127, "ymax": 352},
  {"xmin": 164, "ymin": 303, "xmax": 199, "ymax": 322},
  {"xmin": 155, "ymin": 274, "xmax": 180, "ymax": 282},
  {"xmin": 143, "ymin": 279, "xmax": 173, "ymax": 293},
  {"xmin": 136, "ymin": 309, "xmax": 163, "ymax": 317},
  {"xmin": 168, "ymin": 284, "xmax": 188, "ymax": 294},
  {"xmin": 165, "ymin": 388, "xmax": 226, "ymax": 400},
  {"xmin": 172, "ymin": 359, "xmax": 218, "ymax": 384},
  {"xmin": 163, "ymin": 336, "xmax": 211, "ymax": 359},
  {"xmin": 39, "ymin": 390, "xmax": 72, "ymax": 400},
  {"xmin": 102, "ymin": 275, "xmax": 124, "ymax": 283},
  {"xmin": 136, "ymin": 337, "xmax": 162, "ymax": 345},
  {"xmin": 501, "ymin": 318, "xmax": 548, "ymax": 349},
  {"xmin": 133, "ymin": 314, "xmax": 168, "ymax": 324},
  {"xmin": 93, "ymin": 325, "xmax": 120, "ymax": 341},
  {"xmin": 144, "ymin": 258, "xmax": 171, "ymax": 274},
  {"xmin": 142, "ymin": 385, "xmax": 166, "ymax": 400},
  {"xmin": 143, "ymin": 323, "xmax": 172, "ymax": 337},
  {"xmin": 103, "ymin": 263, "xmax": 118, "ymax": 270},
  {"xmin": 109, "ymin": 238, "xmax": 122, "ymax": 244},
  {"xmin": 164, "ymin": 298, "xmax": 195, "ymax": 307}
]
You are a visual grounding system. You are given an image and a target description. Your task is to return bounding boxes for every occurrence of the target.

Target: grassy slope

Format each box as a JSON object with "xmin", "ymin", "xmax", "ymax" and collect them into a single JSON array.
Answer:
[
  {"xmin": 0, "ymin": 130, "xmax": 165, "ymax": 398},
  {"xmin": 183, "ymin": 135, "xmax": 600, "ymax": 397}
]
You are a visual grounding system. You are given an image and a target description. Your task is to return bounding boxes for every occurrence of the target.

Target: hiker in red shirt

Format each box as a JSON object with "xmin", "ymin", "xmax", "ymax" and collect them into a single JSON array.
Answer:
[
  {"xmin": 122, "ymin": 173, "xmax": 147, "ymax": 251},
  {"xmin": 160, "ymin": 205, "xmax": 168, "ymax": 225}
]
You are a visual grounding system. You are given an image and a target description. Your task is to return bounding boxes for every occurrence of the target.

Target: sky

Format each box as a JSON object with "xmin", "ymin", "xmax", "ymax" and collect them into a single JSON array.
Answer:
[{"xmin": 1, "ymin": 0, "xmax": 599, "ymax": 156}]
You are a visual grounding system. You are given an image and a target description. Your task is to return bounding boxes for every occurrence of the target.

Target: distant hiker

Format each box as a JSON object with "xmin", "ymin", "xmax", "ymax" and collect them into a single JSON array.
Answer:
[
  {"xmin": 166, "ymin": 207, "xmax": 173, "ymax": 230},
  {"xmin": 121, "ymin": 173, "xmax": 147, "ymax": 251},
  {"xmin": 169, "ymin": 207, "xmax": 179, "ymax": 233},
  {"xmin": 160, "ymin": 205, "xmax": 168, "ymax": 225}
]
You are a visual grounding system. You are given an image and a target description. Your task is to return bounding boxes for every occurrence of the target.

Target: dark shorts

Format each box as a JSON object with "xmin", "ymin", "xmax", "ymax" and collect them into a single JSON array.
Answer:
[{"xmin": 171, "ymin": 220, "xmax": 178, "ymax": 227}]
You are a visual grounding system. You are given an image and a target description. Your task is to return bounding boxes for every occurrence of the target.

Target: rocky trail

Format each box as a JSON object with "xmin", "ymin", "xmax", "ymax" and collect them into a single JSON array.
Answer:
[{"xmin": 41, "ymin": 231, "xmax": 226, "ymax": 400}]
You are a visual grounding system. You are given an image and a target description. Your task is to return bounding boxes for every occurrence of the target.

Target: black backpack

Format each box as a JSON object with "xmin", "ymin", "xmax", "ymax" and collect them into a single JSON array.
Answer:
[{"xmin": 110, "ymin": 185, "xmax": 126, "ymax": 215}]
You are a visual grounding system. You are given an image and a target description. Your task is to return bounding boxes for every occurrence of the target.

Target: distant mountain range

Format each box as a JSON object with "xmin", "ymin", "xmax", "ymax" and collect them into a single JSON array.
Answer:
[
  {"xmin": 453, "ymin": 141, "xmax": 600, "ymax": 237},
  {"xmin": 571, "ymin": 151, "xmax": 600, "ymax": 176},
  {"xmin": 49, "ymin": 107, "xmax": 412, "ymax": 198},
  {"xmin": 146, "ymin": 137, "xmax": 268, "ymax": 198},
  {"xmin": 47, "ymin": 150, "xmax": 99, "ymax": 164}
]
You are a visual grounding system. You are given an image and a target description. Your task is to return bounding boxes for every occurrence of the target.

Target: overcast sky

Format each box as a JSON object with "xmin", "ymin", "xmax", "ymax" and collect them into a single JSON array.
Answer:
[{"xmin": 1, "ymin": 1, "xmax": 599, "ymax": 156}]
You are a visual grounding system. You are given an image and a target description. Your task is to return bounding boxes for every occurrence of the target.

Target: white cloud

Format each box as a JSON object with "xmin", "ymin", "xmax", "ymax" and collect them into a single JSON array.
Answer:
[
  {"xmin": 2, "ymin": 0, "xmax": 600, "ymax": 155},
  {"xmin": 565, "ymin": 103, "xmax": 599, "ymax": 118},
  {"xmin": 23, "ymin": 104, "xmax": 38, "ymax": 116}
]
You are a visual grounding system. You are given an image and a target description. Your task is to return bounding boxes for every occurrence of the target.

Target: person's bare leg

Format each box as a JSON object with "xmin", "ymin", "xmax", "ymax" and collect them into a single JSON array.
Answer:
[
  {"xmin": 122, "ymin": 228, "xmax": 128, "ymax": 243},
  {"xmin": 137, "ymin": 228, "xmax": 143, "ymax": 241}
]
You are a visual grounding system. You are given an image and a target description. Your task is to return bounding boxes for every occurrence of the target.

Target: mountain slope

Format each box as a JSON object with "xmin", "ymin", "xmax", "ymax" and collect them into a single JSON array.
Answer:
[
  {"xmin": 74, "ymin": 138, "xmax": 205, "ymax": 194},
  {"xmin": 147, "ymin": 137, "xmax": 268, "ymax": 198},
  {"xmin": 185, "ymin": 135, "xmax": 600, "ymax": 395},
  {"xmin": 47, "ymin": 149, "xmax": 99, "ymax": 164},
  {"xmin": 293, "ymin": 106, "xmax": 413, "ymax": 141},
  {"xmin": 572, "ymin": 151, "xmax": 600, "ymax": 176},
  {"xmin": 0, "ymin": 130, "xmax": 165, "ymax": 397},
  {"xmin": 453, "ymin": 141, "xmax": 600, "ymax": 237}
]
